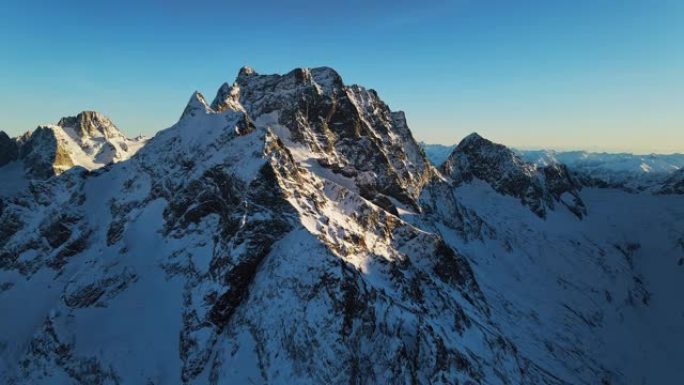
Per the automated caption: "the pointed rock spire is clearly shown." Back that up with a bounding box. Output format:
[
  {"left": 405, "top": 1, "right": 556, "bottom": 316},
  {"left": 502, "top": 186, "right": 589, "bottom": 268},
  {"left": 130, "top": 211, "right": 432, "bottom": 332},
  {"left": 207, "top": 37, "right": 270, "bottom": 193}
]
[{"left": 180, "top": 91, "right": 211, "bottom": 120}]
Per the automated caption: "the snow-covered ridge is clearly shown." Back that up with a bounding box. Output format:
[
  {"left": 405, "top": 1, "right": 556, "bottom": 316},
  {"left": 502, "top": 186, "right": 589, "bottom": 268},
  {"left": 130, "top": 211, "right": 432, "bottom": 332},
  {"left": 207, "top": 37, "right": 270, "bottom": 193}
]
[{"left": 519, "top": 149, "right": 684, "bottom": 174}]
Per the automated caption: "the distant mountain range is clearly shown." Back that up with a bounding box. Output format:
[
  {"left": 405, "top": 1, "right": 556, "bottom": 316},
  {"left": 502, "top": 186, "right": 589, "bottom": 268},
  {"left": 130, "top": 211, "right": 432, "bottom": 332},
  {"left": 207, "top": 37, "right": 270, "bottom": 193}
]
[
  {"left": 1, "top": 67, "right": 683, "bottom": 385},
  {"left": 422, "top": 142, "right": 684, "bottom": 192}
]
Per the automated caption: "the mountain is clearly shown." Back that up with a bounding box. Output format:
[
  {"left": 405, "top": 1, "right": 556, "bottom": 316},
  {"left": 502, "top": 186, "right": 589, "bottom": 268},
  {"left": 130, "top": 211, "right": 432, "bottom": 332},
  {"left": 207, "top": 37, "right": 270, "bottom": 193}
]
[
  {"left": 441, "top": 133, "right": 586, "bottom": 218},
  {"left": 0, "top": 67, "right": 539, "bottom": 385},
  {"left": 0, "top": 111, "right": 146, "bottom": 193},
  {"left": 1, "top": 67, "right": 683, "bottom": 385}
]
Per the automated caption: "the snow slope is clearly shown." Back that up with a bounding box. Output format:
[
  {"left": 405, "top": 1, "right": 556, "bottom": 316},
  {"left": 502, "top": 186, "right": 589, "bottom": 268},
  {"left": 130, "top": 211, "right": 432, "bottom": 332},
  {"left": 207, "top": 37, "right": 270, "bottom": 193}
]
[
  {"left": 425, "top": 182, "right": 684, "bottom": 384},
  {"left": 418, "top": 134, "right": 684, "bottom": 384}
]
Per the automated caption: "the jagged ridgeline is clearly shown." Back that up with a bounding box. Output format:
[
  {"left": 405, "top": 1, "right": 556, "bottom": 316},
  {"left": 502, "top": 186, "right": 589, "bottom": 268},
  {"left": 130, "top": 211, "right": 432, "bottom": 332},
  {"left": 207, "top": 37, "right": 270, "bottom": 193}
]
[{"left": 1, "top": 67, "right": 683, "bottom": 385}]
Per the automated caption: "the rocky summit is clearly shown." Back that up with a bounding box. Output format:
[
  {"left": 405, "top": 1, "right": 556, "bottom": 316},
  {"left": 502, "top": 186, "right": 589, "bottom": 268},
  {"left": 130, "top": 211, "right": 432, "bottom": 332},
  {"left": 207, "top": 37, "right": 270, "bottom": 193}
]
[
  {"left": 0, "top": 111, "right": 146, "bottom": 181},
  {"left": 1, "top": 67, "right": 683, "bottom": 385}
]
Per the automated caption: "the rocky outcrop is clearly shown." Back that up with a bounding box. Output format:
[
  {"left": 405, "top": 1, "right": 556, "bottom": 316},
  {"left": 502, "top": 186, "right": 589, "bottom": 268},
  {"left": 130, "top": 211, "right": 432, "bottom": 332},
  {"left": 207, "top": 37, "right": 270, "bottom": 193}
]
[{"left": 19, "top": 126, "right": 74, "bottom": 178}]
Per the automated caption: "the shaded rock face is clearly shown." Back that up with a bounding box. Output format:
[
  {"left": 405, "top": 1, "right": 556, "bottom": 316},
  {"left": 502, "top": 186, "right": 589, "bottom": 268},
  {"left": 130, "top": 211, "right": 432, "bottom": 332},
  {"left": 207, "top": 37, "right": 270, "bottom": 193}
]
[
  {"left": 442, "top": 133, "right": 586, "bottom": 218},
  {"left": 19, "top": 126, "right": 71, "bottom": 179},
  {"left": 0, "top": 131, "right": 18, "bottom": 166}
]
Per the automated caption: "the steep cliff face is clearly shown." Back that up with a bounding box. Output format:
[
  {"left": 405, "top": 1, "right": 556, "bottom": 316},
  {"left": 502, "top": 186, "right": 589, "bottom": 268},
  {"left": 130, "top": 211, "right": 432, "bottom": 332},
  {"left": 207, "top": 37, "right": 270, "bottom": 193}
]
[
  {"left": 57, "top": 111, "right": 123, "bottom": 139},
  {"left": 442, "top": 133, "right": 586, "bottom": 218}
]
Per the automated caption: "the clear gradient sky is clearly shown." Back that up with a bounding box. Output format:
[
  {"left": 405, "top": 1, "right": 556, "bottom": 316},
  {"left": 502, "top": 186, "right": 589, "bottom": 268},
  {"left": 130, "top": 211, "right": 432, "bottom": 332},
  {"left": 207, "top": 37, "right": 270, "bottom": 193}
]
[{"left": 1, "top": 0, "right": 682, "bottom": 153}]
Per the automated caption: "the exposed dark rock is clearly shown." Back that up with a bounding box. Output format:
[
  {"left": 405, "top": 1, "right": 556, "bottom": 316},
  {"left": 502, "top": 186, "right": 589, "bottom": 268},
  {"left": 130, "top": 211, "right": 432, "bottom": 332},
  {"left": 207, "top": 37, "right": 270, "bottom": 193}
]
[
  {"left": 41, "top": 214, "right": 78, "bottom": 248},
  {"left": 20, "top": 127, "right": 63, "bottom": 178},
  {"left": 63, "top": 268, "right": 138, "bottom": 308},
  {"left": 48, "top": 230, "right": 91, "bottom": 270},
  {"left": 20, "top": 315, "right": 122, "bottom": 384},
  {"left": 0, "top": 131, "right": 18, "bottom": 166},
  {"left": 0, "top": 211, "right": 23, "bottom": 247}
]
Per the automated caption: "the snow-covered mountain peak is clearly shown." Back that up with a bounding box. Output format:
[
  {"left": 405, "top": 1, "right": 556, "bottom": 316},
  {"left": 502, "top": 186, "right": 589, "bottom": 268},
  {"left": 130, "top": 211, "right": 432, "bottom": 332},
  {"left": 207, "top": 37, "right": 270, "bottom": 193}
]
[
  {"left": 458, "top": 132, "right": 487, "bottom": 147},
  {"left": 443, "top": 133, "right": 585, "bottom": 218},
  {"left": 232, "top": 66, "right": 345, "bottom": 100},
  {"left": 445, "top": 132, "right": 535, "bottom": 178},
  {"left": 57, "top": 111, "right": 123, "bottom": 140},
  {"left": 180, "top": 91, "right": 212, "bottom": 120},
  {"left": 207, "top": 66, "right": 433, "bottom": 211},
  {"left": 1, "top": 67, "right": 527, "bottom": 384},
  {"left": 0, "top": 112, "right": 147, "bottom": 184}
]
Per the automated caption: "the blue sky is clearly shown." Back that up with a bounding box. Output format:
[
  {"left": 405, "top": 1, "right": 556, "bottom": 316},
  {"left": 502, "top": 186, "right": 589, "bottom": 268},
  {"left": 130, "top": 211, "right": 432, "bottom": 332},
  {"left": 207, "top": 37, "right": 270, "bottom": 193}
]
[{"left": 1, "top": 0, "right": 682, "bottom": 152}]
